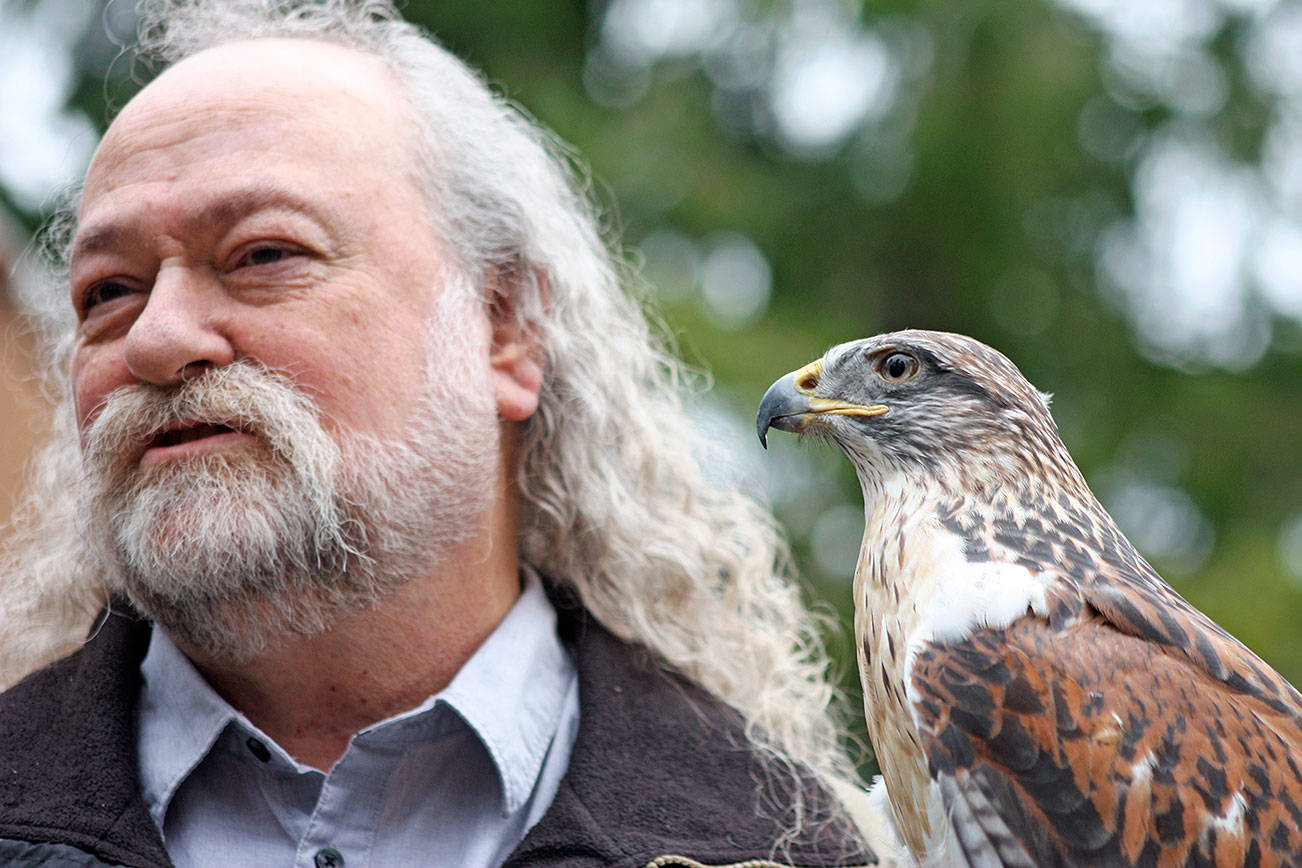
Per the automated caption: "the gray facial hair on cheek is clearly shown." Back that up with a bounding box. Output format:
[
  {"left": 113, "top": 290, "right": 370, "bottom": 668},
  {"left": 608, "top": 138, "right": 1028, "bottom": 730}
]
[
  {"left": 76, "top": 362, "right": 361, "bottom": 656},
  {"left": 74, "top": 292, "right": 504, "bottom": 661}
]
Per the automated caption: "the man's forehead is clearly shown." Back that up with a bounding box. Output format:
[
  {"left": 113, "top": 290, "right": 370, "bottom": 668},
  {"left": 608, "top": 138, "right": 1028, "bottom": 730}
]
[
  {"left": 133, "top": 36, "right": 397, "bottom": 104},
  {"left": 79, "top": 37, "right": 419, "bottom": 222},
  {"left": 89, "top": 38, "right": 410, "bottom": 175}
]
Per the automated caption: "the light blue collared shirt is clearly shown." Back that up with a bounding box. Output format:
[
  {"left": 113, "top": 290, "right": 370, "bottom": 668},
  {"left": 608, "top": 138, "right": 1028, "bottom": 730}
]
[{"left": 136, "top": 571, "right": 580, "bottom": 868}]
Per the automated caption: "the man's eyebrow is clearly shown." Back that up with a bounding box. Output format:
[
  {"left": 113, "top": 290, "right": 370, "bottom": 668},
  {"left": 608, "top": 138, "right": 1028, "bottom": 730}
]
[
  {"left": 71, "top": 184, "right": 331, "bottom": 262},
  {"left": 200, "top": 184, "right": 330, "bottom": 227},
  {"left": 70, "top": 226, "right": 129, "bottom": 261}
]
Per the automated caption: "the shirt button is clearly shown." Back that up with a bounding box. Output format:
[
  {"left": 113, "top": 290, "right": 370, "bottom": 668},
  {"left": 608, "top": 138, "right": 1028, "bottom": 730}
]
[
  {"left": 245, "top": 737, "right": 271, "bottom": 763},
  {"left": 314, "top": 847, "right": 344, "bottom": 868}
]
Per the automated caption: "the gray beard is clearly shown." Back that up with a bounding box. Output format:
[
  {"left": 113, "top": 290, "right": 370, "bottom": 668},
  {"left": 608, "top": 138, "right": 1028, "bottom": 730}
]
[{"left": 77, "top": 353, "right": 498, "bottom": 661}]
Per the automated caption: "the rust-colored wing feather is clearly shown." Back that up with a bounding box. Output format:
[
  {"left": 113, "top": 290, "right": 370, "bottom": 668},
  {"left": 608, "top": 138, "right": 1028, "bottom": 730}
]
[{"left": 911, "top": 606, "right": 1302, "bottom": 867}]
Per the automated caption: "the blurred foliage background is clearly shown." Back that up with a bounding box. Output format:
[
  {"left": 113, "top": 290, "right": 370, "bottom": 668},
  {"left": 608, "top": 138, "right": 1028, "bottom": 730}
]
[{"left": 2, "top": 0, "right": 1301, "bottom": 773}]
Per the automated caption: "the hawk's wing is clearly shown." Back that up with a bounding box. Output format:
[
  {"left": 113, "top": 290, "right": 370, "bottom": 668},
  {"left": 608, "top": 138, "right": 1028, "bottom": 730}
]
[{"left": 909, "top": 603, "right": 1302, "bottom": 866}]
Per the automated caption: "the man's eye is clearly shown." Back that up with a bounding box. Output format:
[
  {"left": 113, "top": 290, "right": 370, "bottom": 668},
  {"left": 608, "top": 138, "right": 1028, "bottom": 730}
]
[
  {"left": 241, "top": 246, "right": 293, "bottom": 267},
  {"left": 82, "top": 281, "right": 134, "bottom": 312}
]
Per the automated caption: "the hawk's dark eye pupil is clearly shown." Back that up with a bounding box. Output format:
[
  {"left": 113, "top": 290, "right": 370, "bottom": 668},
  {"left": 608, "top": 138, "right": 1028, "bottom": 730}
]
[
  {"left": 874, "top": 350, "right": 918, "bottom": 382},
  {"left": 886, "top": 354, "right": 911, "bottom": 379}
]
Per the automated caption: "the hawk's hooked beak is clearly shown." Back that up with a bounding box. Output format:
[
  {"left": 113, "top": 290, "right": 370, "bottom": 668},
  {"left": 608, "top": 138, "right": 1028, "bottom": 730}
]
[{"left": 756, "top": 359, "right": 889, "bottom": 448}]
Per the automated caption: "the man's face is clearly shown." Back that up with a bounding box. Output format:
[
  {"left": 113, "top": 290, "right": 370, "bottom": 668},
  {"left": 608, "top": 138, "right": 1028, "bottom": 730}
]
[
  {"left": 64, "top": 40, "right": 513, "bottom": 657},
  {"left": 70, "top": 39, "right": 459, "bottom": 450}
]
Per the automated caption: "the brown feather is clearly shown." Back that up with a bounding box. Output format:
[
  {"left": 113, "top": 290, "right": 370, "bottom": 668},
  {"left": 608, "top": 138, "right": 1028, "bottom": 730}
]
[{"left": 912, "top": 610, "right": 1302, "bottom": 866}]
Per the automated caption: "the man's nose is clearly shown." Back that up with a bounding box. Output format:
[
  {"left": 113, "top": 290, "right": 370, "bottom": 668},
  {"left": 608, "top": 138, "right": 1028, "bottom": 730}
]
[{"left": 123, "top": 265, "right": 236, "bottom": 386}]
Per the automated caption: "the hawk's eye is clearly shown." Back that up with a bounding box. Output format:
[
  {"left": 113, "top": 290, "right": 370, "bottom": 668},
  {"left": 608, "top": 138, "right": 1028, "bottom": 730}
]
[{"left": 877, "top": 352, "right": 920, "bottom": 383}]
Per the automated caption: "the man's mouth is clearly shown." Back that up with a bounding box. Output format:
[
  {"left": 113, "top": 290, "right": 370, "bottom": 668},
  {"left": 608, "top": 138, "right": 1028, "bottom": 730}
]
[{"left": 142, "top": 422, "right": 249, "bottom": 458}]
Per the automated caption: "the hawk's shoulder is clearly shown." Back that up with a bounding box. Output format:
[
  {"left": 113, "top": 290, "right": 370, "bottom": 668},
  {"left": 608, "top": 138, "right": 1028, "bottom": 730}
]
[{"left": 909, "top": 605, "right": 1302, "bottom": 866}]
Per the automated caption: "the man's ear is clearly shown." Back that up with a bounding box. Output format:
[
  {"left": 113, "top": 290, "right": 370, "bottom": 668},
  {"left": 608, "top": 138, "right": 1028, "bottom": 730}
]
[{"left": 487, "top": 270, "right": 544, "bottom": 422}]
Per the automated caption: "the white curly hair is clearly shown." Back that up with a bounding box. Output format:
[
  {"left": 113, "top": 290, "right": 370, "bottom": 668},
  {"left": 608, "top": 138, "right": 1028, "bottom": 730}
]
[{"left": 1, "top": 0, "right": 862, "bottom": 797}]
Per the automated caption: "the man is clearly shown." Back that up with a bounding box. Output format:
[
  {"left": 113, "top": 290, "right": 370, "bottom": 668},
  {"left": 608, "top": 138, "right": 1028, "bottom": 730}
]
[{"left": 0, "top": 1, "right": 891, "bottom": 866}]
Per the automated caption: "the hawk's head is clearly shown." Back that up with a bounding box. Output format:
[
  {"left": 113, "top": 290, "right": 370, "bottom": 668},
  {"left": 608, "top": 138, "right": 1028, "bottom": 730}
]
[{"left": 758, "top": 330, "right": 1067, "bottom": 486}]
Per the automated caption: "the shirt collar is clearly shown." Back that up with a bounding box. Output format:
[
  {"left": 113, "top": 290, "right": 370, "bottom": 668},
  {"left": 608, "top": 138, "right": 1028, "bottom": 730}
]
[
  {"left": 137, "top": 568, "right": 575, "bottom": 822},
  {"left": 356, "top": 567, "right": 574, "bottom": 813},
  {"left": 136, "top": 622, "right": 236, "bottom": 828}
]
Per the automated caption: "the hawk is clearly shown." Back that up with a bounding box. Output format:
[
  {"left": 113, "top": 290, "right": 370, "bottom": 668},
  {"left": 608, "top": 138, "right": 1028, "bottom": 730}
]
[{"left": 757, "top": 329, "right": 1302, "bottom": 867}]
